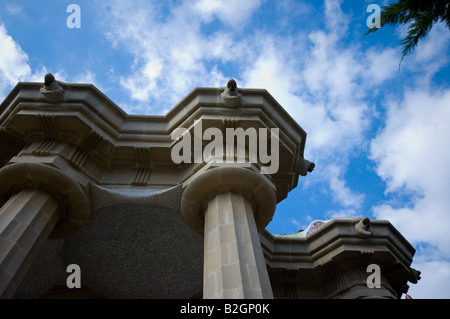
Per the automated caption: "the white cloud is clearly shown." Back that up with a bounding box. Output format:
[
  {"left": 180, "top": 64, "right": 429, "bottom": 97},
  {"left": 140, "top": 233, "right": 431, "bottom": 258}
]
[
  {"left": 74, "top": 70, "right": 97, "bottom": 85},
  {"left": 5, "top": 3, "right": 23, "bottom": 15},
  {"left": 363, "top": 47, "right": 399, "bottom": 85},
  {"left": 371, "top": 88, "right": 450, "bottom": 255},
  {"left": 99, "top": 0, "right": 241, "bottom": 112},
  {"left": 194, "top": 0, "right": 261, "bottom": 27},
  {"left": 412, "top": 22, "right": 450, "bottom": 64},
  {"left": 240, "top": 1, "right": 374, "bottom": 211},
  {"left": 406, "top": 259, "right": 450, "bottom": 299},
  {"left": 371, "top": 89, "right": 450, "bottom": 197},
  {"left": 326, "top": 164, "right": 365, "bottom": 208},
  {"left": 370, "top": 86, "right": 450, "bottom": 298},
  {"left": 324, "top": 0, "right": 348, "bottom": 37},
  {"left": 119, "top": 60, "right": 162, "bottom": 102},
  {"left": 243, "top": 36, "right": 300, "bottom": 99},
  {"left": 289, "top": 217, "right": 301, "bottom": 230},
  {"left": 325, "top": 207, "right": 360, "bottom": 220},
  {"left": 0, "top": 23, "right": 31, "bottom": 95},
  {"left": 402, "top": 22, "right": 450, "bottom": 86},
  {"left": 0, "top": 24, "right": 65, "bottom": 101}
]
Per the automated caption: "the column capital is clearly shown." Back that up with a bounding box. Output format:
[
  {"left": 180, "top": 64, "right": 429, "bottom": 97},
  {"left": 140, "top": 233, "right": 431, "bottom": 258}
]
[
  {"left": 181, "top": 167, "right": 276, "bottom": 236},
  {"left": 0, "top": 162, "right": 91, "bottom": 238}
]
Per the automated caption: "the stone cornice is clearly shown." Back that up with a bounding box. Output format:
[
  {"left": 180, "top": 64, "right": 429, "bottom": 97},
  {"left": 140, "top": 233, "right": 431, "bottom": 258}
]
[
  {"left": 261, "top": 218, "right": 415, "bottom": 267},
  {"left": 0, "top": 82, "right": 306, "bottom": 145}
]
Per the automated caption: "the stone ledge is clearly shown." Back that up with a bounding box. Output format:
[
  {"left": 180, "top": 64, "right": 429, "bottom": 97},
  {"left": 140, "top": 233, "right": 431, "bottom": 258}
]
[{"left": 261, "top": 218, "right": 415, "bottom": 269}]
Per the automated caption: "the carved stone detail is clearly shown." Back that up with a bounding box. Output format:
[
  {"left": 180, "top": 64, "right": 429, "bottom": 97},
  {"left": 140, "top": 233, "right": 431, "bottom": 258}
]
[
  {"left": 83, "top": 129, "right": 103, "bottom": 150},
  {"left": 32, "top": 139, "right": 58, "bottom": 156},
  {"left": 221, "top": 79, "right": 241, "bottom": 107},
  {"left": 408, "top": 267, "right": 421, "bottom": 284},
  {"left": 355, "top": 217, "right": 373, "bottom": 237},
  {"left": 132, "top": 167, "right": 151, "bottom": 186},
  {"left": 222, "top": 118, "right": 240, "bottom": 129},
  {"left": 294, "top": 157, "right": 315, "bottom": 176},
  {"left": 70, "top": 147, "right": 89, "bottom": 169},
  {"left": 39, "top": 73, "right": 65, "bottom": 102},
  {"left": 135, "top": 147, "right": 151, "bottom": 165},
  {"left": 37, "top": 114, "right": 60, "bottom": 136}
]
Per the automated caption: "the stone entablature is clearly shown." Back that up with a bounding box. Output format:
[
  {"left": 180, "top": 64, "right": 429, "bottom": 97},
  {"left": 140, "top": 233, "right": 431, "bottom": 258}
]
[{"left": 0, "top": 77, "right": 311, "bottom": 203}]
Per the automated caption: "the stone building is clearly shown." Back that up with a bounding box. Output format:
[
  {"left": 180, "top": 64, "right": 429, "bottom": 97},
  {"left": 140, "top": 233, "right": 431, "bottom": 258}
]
[{"left": 0, "top": 75, "right": 420, "bottom": 299}]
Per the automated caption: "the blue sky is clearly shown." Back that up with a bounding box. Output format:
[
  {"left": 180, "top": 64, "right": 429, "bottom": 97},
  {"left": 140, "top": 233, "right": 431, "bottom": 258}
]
[{"left": 1, "top": 0, "right": 450, "bottom": 298}]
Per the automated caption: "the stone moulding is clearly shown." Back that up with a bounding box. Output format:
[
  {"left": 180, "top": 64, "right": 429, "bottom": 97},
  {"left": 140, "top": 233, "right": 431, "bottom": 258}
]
[
  {"left": 181, "top": 166, "right": 277, "bottom": 235},
  {"left": 0, "top": 162, "right": 91, "bottom": 238}
]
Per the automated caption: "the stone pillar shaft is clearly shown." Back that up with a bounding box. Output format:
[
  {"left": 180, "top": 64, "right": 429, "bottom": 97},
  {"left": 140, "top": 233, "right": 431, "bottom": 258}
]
[
  {"left": 203, "top": 192, "right": 273, "bottom": 299},
  {"left": 0, "top": 189, "right": 60, "bottom": 298},
  {"left": 182, "top": 167, "right": 277, "bottom": 299}
]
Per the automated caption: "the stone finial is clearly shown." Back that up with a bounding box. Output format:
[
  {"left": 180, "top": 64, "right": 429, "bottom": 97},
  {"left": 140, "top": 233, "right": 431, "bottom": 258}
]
[
  {"left": 221, "top": 78, "right": 241, "bottom": 106},
  {"left": 294, "top": 157, "right": 315, "bottom": 176},
  {"left": 40, "top": 73, "right": 64, "bottom": 102},
  {"left": 355, "top": 216, "right": 372, "bottom": 237}
]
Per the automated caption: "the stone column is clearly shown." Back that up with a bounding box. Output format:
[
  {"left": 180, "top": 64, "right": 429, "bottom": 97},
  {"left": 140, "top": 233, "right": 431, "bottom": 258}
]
[
  {"left": 0, "top": 162, "right": 91, "bottom": 298},
  {"left": 181, "top": 167, "right": 276, "bottom": 299},
  {"left": 0, "top": 189, "right": 61, "bottom": 298}
]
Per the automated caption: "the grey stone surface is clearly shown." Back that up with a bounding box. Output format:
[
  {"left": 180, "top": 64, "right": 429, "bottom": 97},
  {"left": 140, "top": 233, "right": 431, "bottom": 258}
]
[
  {"left": 15, "top": 187, "right": 204, "bottom": 298},
  {"left": 90, "top": 184, "right": 182, "bottom": 212},
  {"left": 62, "top": 203, "right": 203, "bottom": 298},
  {"left": 13, "top": 239, "right": 65, "bottom": 299}
]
